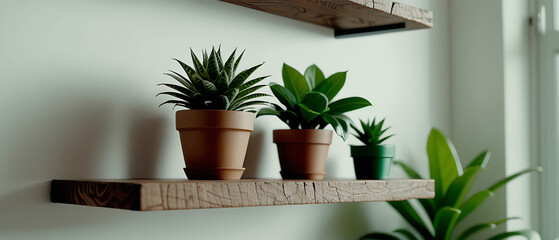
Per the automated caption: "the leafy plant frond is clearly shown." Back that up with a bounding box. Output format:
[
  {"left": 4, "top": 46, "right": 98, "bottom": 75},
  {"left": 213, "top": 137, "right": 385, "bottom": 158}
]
[
  {"left": 456, "top": 217, "right": 520, "bottom": 240},
  {"left": 258, "top": 64, "right": 372, "bottom": 139},
  {"left": 487, "top": 230, "right": 541, "bottom": 240},
  {"left": 360, "top": 128, "right": 542, "bottom": 240},
  {"left": 360, "top": 232, "right": 401, "bottom": 240}
]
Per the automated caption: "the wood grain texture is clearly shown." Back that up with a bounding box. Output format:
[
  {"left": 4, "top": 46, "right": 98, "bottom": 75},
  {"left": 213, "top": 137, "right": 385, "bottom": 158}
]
[
  {"left": 51, "top": 179, "right": 435, "bottom": 211},
  {"left": 220, "top": 0, "right": 432, "bottom": 32}
]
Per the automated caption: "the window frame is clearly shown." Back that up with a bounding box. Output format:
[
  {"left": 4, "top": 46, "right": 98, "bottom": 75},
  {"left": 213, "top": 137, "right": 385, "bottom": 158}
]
[{"left": 536, "top": 0, "right": 559, "bottom": 239}]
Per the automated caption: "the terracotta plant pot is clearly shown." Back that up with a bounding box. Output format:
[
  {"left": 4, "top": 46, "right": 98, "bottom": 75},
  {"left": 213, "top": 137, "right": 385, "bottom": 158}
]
[
  {"left": 350, "top": 145, "right": 395, "bottom": 180},
  {"left": 176, "top": 110, "right": 254, "bottom": 180},
  {"left": 273, "top": 129, "right": 333, "bottom": 180}
]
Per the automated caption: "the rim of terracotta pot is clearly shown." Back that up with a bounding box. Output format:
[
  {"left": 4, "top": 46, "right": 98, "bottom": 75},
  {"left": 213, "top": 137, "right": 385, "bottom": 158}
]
[
  {"left": 350, "top": 144, "right": 395, "bottom": 158},
  {"left": 273, "top": 129, "right": 333, "bottom": 144},
  {"left": 176, "top": 109, "right": 255, "bottom": 131}
]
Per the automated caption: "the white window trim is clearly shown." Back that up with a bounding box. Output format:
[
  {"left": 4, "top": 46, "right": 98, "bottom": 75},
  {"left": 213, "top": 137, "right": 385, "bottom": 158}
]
[{"left": 536, "top": 0, "right": 559, "bottom": 239}]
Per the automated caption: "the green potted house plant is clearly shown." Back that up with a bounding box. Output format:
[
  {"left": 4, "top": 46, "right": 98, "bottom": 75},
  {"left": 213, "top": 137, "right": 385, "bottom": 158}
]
[
  {"left": 360, "top": 129, "right": 542, "bottom": 240},
  {"left": 257, "top": 64, "right": 372, "bottom": 180},
  {"left": 158, "top": 47, "right": 270, "bottom": 180},
  {"left": 350, "top": 118, "right": 395, "bottom": 180}
]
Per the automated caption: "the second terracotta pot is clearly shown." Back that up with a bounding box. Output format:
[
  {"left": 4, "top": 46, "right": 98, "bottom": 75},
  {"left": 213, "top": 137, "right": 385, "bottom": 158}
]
[
  {"left": 176, "top": 110, "right": 254, "bottom": 180},
  {"left": 273, "top": 129, "right": 333, "bottom": 180}
]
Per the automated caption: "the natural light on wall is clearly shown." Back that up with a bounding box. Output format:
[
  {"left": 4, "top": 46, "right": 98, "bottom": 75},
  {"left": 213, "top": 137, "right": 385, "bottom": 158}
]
[
  {"left": 556, "top": 52, "right": 559, "bottom": 240},
  {"left": 555, "top": 0, "right": 559, "bottom": 30}
]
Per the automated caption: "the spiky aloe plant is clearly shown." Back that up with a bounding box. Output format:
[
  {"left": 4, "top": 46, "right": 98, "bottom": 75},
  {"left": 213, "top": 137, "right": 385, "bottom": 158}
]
[
  {"left": 352, "top": 118, "right": 394, "bottom": 146},
  {"left": 158, "top": 47, "right": 270, "bottom": 112}
]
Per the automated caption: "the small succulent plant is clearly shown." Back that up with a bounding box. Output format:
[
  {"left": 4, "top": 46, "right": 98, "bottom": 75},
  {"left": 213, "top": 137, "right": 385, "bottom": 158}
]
[
  {"left": 158, "top": 47, "right": 270, "bottom": 112},
  {"left": 351, "top": 118, "right": 394, "bottom": 146},
  {"left": 257, "top": 63, "right": 372, "bottom": 140}
]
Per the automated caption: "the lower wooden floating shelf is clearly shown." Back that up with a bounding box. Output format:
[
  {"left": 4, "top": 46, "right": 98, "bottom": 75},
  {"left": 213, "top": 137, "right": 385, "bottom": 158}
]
[{"left": 51, "top": 179, "right": 434, "bottom": 211}]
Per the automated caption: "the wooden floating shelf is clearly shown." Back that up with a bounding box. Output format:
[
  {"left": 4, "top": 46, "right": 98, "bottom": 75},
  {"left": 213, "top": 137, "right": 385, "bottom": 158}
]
[
  {"left": 51, "top": 179, "right": 434, "bottom": 211},
  {"left": 220, "top": 0, "right": 433, "bottom": 37}
]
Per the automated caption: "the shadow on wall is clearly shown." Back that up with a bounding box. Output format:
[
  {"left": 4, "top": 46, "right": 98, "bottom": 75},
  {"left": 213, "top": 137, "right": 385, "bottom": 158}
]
[
  {"left": 0, "top": 182, "right": 128, "bottom": 232},
  {"left": 242, "top": 127, "right": 265, "bottom": 179},
  {"left": 0, "top": 76, "right": 168, "bottom": 232},
  {"left": 4, "top": 97, "right": 168, "bottom": 182},
  {"left": 4, "top": 100, "right": 112, "bottom": 182},
  {"left": 0, "top": 96, "right": 117, "bottom": 232},
  {"left": 315, "top": 203, "right": 370, "bottom": 240},
  {"left": 127, "top": 107, "right": 166, "bottom": 179}
]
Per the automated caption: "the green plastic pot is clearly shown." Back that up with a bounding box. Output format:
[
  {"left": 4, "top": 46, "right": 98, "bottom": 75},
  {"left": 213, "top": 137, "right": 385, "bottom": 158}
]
[{"left": 350, "top": 145, "right": 395, "bottom": 180}]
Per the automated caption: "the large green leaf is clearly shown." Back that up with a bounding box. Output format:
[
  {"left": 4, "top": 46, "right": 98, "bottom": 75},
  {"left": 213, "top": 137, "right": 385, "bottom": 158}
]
[
  {"left": 457, "top": 190, "right": 493, "bottom": 224},
  {"left": 301, "top": 91, "right": 329, "bottom": 113},
  {"left": 433, "top": 207, "right": 461, "bottom": 240},
  {"left": 487, "top": 230, "right": 541, "bottom": 240},
  {"left": 394, "top": 229, "right": 419, "bottom": 240},
  {"left": 321, "top": 114, "right": 343, "bottom": 138},
  {"left": 466, "top": 151, "right": 490, "bottom": 169},
  {"left": 427, "top": 129, "right": 463, "bottom": 209},
  {"left": 333, "top": 114, "right": 351, "bottom": 140},
  {"left": 304, "top": 64, "right": 326, "bottom": 89},
  {"left": 360, "top": 233, "right": 401, "bottom": 240},
  {"left": 444, "top": 166, "right": 483, "bottom": 208},
  {"left": 327, "top": 97, "right": 372, "bottom": 115},
  {"left": 394, "top": 161, "right": 424, "bottom": 179},
  {"left": 282, "top": 63, "right": 310, "bottom": 101},
  {"left": 388, "top": 201, "right": 433, "bottom": 240},
  {"left": 298, "top": 103, "right": 321, "bottom": 123},
  {"left": 256, "top": 108, "right": 282, "bottom": 117},
  {"left": 270, "top": 82, "right": 297, "bottom": 109},
  {"left": 314, "top": 71, "right": 346, "bottom": 100},
  {"left": 488, "top": 167, "right": 543, "bottom": 192},
  {"left": 394, "top": 161, "right": 436, "bottom": 221},
  {"left": 456, "top": 217, "right": 520, "bottom": 240},
  {"left": 455, "top": 167, "right": 543, "bottom": 223}
]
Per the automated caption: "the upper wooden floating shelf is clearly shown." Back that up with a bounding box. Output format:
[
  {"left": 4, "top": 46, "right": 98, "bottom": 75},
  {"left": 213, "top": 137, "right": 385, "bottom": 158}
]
[
  {"left": 51, "top": 179, "right": 434, "bottom": 211},
  {"left": 220, "top": 0, "right": 433, "bottom": 37}
]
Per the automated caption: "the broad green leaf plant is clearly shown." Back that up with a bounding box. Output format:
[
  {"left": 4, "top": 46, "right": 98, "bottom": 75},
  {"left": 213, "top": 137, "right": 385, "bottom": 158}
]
[
  {"left": 158, "top": 47, "right": 270, "bottom": 111},
  {"left": 257, "top": 64, "right": 372, "bottom": 140},
  {"left": 360, "top": 129, "right": 542, "bottom": 240},
  {"left": 352, "top": 118, "right": 394, "bottom": 146}
]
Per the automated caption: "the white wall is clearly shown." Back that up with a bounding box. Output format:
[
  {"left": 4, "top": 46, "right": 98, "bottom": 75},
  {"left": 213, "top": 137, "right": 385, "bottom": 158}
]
[
  {"left": 450, "top": 0, "right": 537, "bottom": 238},
  {"left": 449, "top": 0, "right": 507, "bottom": 236},
  {"left": 0, "top": 0, "right": 450, "bottom": 239}
]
